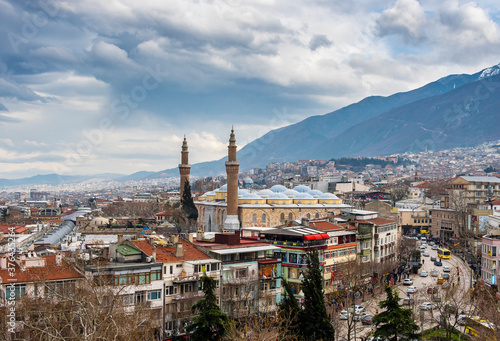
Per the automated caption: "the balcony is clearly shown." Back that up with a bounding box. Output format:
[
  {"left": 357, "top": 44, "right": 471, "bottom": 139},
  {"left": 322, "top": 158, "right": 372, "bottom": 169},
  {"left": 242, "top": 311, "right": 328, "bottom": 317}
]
[
  {"left": 172, "top": 291, "right": 204, "bottom": 301},
  {"left": 357, "top": 233, "right": 372, "bottom": 241},
  {"left": 172, "top": 273, "right": 200, "bottom": 283},
  {"left": 259, "top": 288, "right": 281, "bottom": 297}
]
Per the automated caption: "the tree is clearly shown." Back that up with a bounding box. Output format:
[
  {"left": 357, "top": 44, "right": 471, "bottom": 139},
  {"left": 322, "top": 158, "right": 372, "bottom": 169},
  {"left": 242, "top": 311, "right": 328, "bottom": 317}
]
[
  {"left": 278, "top": 279, "right": 301, "bottom": 340},
  {"left": 189, "top": 274, "right": 230, "bottom": 341},
  {"left": 389, "top": 184, "right": 410, "bottom": 206},
  {"left": 299, "top": 250, "right": 335, "bottom": 341},
  {"left": 181, "top": 180, "right": 198, "bottom": 222},
  {"left": 373, "top": 285, "right": 419, "bottom": 341}
]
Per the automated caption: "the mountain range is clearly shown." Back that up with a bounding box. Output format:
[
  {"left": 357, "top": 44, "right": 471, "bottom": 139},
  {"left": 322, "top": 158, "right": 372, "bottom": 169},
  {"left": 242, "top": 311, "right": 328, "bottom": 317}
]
[{"left": 2, "top": 63, "right": 500, "bottom": 186}]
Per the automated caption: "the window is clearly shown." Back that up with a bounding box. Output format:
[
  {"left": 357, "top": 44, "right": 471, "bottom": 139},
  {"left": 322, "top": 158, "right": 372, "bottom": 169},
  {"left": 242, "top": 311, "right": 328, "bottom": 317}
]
[
  {"left": 136, "top": 272, "right": 151, "bottom": 285},
  {"left": 350, "top": 247, "right": 356, "bottom": 254},
  {"left": 135, "top": 291, "right": 147, "bottom": 304},
  {"left": 338, "top": 250, "right": 344, "bottom": 256},
  {"left": 307, "top": 213, "right": 311, "bottom": 219},
  {"left": 148, "top": 290, "right": 161, "bottom": 300},
  {"left": 280, "top": 213, "right": 285, "bottom": 221},
  {"left": 150, "top": 270, "right": 161, "bottom": 281},
  {"left": 325, "top": 265, "right": 331, "bottom": 272},
  {"left": 325, "top": 252, "right": 330, "bottom": 259},
  {"left": 288, "top": 213, "right": 293, "bottom": 220},
  {"left": 6, "top": 284, "right": 25, "bottom": 298},
  {"left": 315, "top": 213, "right": 320, "bottom": 219},
  {"left": 252, "top": 214, "right": 257, "bottom": 224},
  {"left": 262, "top": 213, "right": 266, "bottom": 224},
  {"left": 165, "top": 286, "right": 175, "bottom": 296},
  {"left": 332, "top": 251, "right": 337, "bottom": 257}
]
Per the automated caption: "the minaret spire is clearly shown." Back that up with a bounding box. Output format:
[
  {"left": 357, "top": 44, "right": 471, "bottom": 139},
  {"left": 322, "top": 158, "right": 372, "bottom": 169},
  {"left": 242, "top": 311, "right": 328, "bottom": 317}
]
[
  {"left": 224, "top": 127, "right": 240, "bottom": 232},
  {"left": 179, "top": 136, "right": 191, "bottom": 198}
]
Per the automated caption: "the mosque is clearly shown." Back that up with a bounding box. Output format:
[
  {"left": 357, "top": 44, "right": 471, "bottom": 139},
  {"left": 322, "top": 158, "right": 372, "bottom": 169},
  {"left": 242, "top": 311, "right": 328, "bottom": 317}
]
[{"left": 179, "top": 129, "right": 350, "bottom": 232}]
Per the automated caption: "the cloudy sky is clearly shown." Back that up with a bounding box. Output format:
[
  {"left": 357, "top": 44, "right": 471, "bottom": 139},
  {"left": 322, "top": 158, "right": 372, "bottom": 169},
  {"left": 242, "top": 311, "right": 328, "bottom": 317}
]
[{"left": 1, "top": 0, "right": 500, "bottom": 179}]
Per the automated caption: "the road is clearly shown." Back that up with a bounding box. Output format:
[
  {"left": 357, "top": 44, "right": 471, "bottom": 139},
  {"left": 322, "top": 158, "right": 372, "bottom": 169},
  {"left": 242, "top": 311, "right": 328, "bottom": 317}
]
[{"left": 335, "top": 242, "right": 472, "bottom": 340}]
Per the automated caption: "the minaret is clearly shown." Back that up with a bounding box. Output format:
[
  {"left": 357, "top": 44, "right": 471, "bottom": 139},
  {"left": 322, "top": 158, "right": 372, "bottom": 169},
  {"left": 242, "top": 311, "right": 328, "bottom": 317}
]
[
  {"left": 178, "top": 136, "right": 191, "bottom": 198},
  {"left": 224, "top": 128, "right": 240, "bottom": 232}
]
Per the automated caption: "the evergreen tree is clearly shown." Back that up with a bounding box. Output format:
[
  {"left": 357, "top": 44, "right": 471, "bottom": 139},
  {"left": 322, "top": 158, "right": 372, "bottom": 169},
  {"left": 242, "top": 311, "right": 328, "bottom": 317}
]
[
  {"left": 181, "top": 180, "right": 198, "bottom": 221},
  {"left": 372, "top": 285, "right": 419, "bottom": 341},
  {"left": 299, "top": 250, "right": 335, "bottom": 341},
  {"left": 278, "top": 278, "right": 301, "bottom": 339},
  {"left": 189, "top": 274, "right": 230, "bottom": 341}
]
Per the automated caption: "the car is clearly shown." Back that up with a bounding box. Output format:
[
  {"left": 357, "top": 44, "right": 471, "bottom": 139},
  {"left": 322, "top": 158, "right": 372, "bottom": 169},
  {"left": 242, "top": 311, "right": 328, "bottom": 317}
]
[
  {"left": 423, "top": 251, "right": 430, "bottom": 257},
  {"left": 427, "top": 287, "right": 437, "bottom": 294},
  {"left": 339, "top": 310, "right": 349, "bottom": 320},
  {"left": 420, "top": 302, "right": 437, "bottom": 310},
  {"left": 367, "top": 337, "right": 389, "bottom": 341},
  {"left": 349, "top": 305, "right": 365, "bottom": 314},
  {"left": 431, "top": 269, "right": 438, "bottom": 277},
  {"left": 354, "top": 312, "right": 369, "bottom": 321},
  {"left": 361, "top": 314, "right": 373, "bottom": 325},
  {"left": 432, "top": 245, "right": 438, "bottom": 250},
  {"left": 443, "top": 266, "right": 451, "bottom": 272},
  {"left": 420, "top": 244, "right": 427, "bottom": 249},
  {"left": 444, "top": 304, "right": 457, "bottom": 314},
  {"left": 434, "top": 261, "right": 443, "bottom": 266},
  {"left": 437, "top": 277, "right": 446, "bottom": 284},
  {"left": 429, "top": 241, "right": 435, "bottom": 246},
  {"left": 420, "top": 270, "right": 428, "bottom": 277},
  {"left": 442, "top": 273, "right": 450, "bottom": 280},
  {"left": 432, "top": 294, "right": 442, "bottom": 302},
  {"left": 403, "top": 278, "right": 413, "bottom": 285},
  {"left": 407, "top": 286, "right": 417, "bottom": 294},
  {"left": 403, "top": 298, "right": 415, "bottom": 305},
  {"left": 430, "top": 256, "right": 437, "bottom": 261}
]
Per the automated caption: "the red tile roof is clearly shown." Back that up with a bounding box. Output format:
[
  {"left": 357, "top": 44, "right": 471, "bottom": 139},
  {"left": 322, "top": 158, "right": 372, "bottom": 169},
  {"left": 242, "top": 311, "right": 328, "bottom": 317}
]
[
  {"left": 131, "top": 239, "right": 211, "bottom": 263},
  {"left": 0, "top": 225, "right": 28, "bottom": 234},
  {"left": 0, "top": 254, "right": 83, "bottom": 284},
  {"left": 366, "top": 218, "right": 396, "bottom": 225},
  {"left": 308, "top": 221, "right": 345, "bottom": 231}
]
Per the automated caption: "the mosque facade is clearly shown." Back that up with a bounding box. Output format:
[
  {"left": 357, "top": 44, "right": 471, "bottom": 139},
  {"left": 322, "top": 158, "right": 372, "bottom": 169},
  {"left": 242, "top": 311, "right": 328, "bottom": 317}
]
[{"left": 180, "top": 129, "right": 350, "bottom": 233}]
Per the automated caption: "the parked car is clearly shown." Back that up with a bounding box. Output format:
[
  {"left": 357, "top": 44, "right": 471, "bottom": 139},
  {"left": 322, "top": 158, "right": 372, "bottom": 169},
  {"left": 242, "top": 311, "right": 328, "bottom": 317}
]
[
  {"left": 443, "top": 266, "right": 451, "bottom": 272},
  {"left": 430, "top": 256, "right": 437, "bottom": 261},
  {"left": 442, "top": 273, "right": 450, "bottom": 280},
  {"left": 423, "top": 251, "right": 430, "bottom": 257},
  {"left": 444, "top": 304, "right": 457, "bottom": 314},
  {"left": 407, "top": 286, "right": 417, "bottom": 294},
  {"left": 420, "top": 302, "right": 437, "bottom": 310},
  {"left": 437, "top": 277, "right": 446, "bottom": 284},
  {"left": 349, "top": 305, "right": 365, "bottom": 314},
  {"left": 361, "top": 314, "right": 374, "bottom": 325},
  {"left": 431, "top": 269, "right": 438, "bottom": 277},
  {"left": 420, "top": 270, "right": 428, "bottom": 277},
  {"left": 434, "top": 260, "right": 443, "bottom": 266},
  {"left": 339, "top": 310, "right": 349, "bottom": 320},
  {"left": 403, "top": 278, "right": 413, "bottom": 285},
  {"left": 427, "top": 287, "right": 437, "bottom": 294},
  {"left": 432, "top": 245, "right": 438, "bottom": 250},
  {"left": 432, "top": 294, "right": 442, "bottom": 302},
  {"left": 403, "top": 298, "right": 415, "bottom": 305}
]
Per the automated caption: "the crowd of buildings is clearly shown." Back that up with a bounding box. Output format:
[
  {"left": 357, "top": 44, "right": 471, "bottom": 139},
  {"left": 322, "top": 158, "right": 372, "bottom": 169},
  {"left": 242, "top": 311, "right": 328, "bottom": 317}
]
[{"left": 0, "top": 132, "right": 500, "bottom": 339}]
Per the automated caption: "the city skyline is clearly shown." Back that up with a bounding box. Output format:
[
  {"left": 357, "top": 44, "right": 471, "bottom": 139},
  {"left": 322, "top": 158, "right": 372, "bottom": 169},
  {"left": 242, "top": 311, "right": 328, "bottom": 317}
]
[{"left": 1, "top": 0, "right": 500, "bottom": 179}]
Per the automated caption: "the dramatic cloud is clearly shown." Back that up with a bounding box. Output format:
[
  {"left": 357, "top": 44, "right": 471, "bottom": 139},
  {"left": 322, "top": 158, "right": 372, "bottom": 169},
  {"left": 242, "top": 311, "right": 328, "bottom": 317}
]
[{"left": 0, "top": 0, "right": 499, "bottom": 178}]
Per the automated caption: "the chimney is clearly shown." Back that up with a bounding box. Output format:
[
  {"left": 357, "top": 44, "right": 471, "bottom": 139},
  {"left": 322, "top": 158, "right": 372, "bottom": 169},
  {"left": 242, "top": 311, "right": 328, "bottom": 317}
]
[
  {"left": 175, "top": 242, "right": 184, "bottom": 257},
  {"left": 55, "top": 253, "right": 62, "bottom": 266},
  {"left": 188, "top": 234, "right": 193, "bottom": 243},
  {"left": 301, "top": 218, "right": 310, "bottom": 226},
  {"left": 196, "top": 228, "right": 205, "bottom": 241},
  {"left": 152, "top": 247, "right": 157, "bottom": 261},
  {"left": 170, "top": 234, "right": 179, "bottom": 244},
  {"left": 327, "top": 212, "right": 334, "bottom": 222}
]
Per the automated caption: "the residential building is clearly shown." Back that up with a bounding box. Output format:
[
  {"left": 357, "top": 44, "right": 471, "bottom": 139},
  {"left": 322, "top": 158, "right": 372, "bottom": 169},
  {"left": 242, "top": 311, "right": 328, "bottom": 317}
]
[
  {"left": 481, "top": 230, "right": 500, "bottom": 286},
  {"left": 444, "top": 176, "right": 500, "bottom": 208}
]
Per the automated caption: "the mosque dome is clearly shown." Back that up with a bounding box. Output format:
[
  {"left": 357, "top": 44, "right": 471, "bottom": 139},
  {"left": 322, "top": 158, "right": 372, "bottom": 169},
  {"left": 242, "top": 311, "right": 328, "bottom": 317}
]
[
  {"left": 308, "top": 190, "right": 323, "bottom": 197},
  {"left": 283, "top": 189, "right": 300, "bottom": 197},
  {"left": 216, "top": 184, "right": 228, "bottom": 192},
  {"left": 270, "top": 185, "right": 288, "bottom": 193},
  {"left": 204, "top": 191, "right": 216, "bottom": 196},
  {"left": 294, "top": 192, "right": 314, "bottom": 199},
  {"left": 318, "top": 193, "right": 339, "bottom": 199},
  {"left": 243, "top": 177, "right": 254, "bottom": 185},
  {"left": 293, "top": 185, "right": 311, "bottom": 193},
  {"left": 240, "top": 193, "right": 262, "bottom": 200},
  {"left": 257, "top": 189, "right": 274, "bottom": 197},
  {"left": 268, "top": 192, "right": 289, "bottom": 199}
]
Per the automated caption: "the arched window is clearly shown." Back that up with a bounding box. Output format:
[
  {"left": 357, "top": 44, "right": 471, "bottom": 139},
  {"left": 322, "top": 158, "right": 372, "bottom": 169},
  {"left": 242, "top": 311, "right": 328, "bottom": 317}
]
[
  {"left": 280, "top": 213, "right": 285, "bottom": 221},
  {"left": 315, "top": 213, "right": 320, "bottom": 219},
  {"left": 262, "top": 213, "right": 267, "bottom": 224},
  {"left": 307, "top": 213, "right": 311, "bottom": 219},
  {"left": 288, "top": 213, "right": 293, "bottom": 220},
  {"left": 252, "top": 214, "right": 257, "bottom": 224}
]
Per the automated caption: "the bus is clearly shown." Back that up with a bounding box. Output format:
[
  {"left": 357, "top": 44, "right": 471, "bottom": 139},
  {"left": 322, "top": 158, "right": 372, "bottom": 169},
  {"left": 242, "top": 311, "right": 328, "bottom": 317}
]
[
  {"left": 437, "top": 248, "right": 451, "bottom": 259},
  {"left": 465, "top": 318, "right": 497, "bottom": 341}
]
